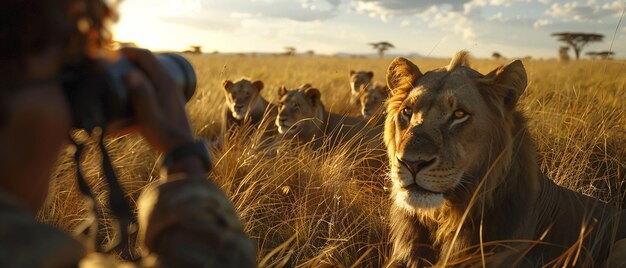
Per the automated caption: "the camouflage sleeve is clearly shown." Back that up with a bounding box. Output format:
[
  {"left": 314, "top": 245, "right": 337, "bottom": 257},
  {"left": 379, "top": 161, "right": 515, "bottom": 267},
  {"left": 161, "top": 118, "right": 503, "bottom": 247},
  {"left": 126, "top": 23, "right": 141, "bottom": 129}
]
[
  {"left": 0, "top": 189, "right": 87, "bottom": 268},
  {"left": 136, "top": 175, "right": 256, "bottom": 268}
]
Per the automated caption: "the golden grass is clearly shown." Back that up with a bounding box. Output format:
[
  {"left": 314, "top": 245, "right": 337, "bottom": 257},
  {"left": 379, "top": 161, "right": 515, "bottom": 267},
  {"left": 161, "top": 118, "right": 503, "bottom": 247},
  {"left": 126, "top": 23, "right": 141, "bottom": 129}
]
[{"left": 39, "top": 55, "right": 625, "bottom": 266}]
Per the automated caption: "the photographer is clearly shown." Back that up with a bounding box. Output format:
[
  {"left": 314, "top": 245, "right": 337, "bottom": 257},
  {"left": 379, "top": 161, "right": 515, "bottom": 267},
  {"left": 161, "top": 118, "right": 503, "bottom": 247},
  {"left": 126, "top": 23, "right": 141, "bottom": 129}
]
[{"left": 0, "top": 0, "right": 255, "bottom": 267}]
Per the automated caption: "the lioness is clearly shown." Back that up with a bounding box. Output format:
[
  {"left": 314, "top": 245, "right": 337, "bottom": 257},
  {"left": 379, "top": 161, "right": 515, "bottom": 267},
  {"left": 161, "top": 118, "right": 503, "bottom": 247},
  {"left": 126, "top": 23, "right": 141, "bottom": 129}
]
[
  {"left": 275, "top": 84, "right": 381, "bottom": 153},
  {"left": 350, "top": 70, "right": 374, "bottom": 106},
  {"left": 384, "top": 51, "right": 625, "bottom": 267},
  {"left": 221, "top": 78, "right": 277, "bottom": 139},
  {"left": 359, "top": 82, "right": 388, "bottom": 125}
]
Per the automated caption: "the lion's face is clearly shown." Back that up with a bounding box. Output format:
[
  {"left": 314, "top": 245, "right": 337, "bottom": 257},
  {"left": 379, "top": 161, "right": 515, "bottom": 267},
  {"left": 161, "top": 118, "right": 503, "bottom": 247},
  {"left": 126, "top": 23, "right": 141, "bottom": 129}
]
[
  {"left": 359, "top": 84, "right": 388, "bottom": 119},
  {"left": 350, "top": 70, "right": 374, "bottom": 104},
  {"left": 389, "top": 72, "right": 488, "bottom": 210},
  {"left": 385, "top": 53, "right": 527, "bottom": 211},
  {"left": 222, "top": 79, "right": 264, "bottom": 120},
  {"left": 276, "top": 85, "right": 323, "bottom": 136}
]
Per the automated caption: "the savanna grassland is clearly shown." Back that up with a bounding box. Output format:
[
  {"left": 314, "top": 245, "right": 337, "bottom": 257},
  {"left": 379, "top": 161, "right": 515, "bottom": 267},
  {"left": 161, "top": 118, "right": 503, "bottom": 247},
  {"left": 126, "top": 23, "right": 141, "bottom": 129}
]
[{"left": 39, "top": 54, "right": 626, "bottom": 267}]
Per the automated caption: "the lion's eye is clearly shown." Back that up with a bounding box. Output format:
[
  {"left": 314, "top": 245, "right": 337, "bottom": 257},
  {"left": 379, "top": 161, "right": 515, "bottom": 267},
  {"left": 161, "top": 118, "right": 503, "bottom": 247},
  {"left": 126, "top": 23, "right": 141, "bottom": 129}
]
[
  {"left": 450, "top": 109, "right": 470, "bottom": 127},
  {"left": 453, "top": 109, "right": 467, "bottom": 119},
  {"left": 402, "top": 107, "right": 413, "bottom": 117}
]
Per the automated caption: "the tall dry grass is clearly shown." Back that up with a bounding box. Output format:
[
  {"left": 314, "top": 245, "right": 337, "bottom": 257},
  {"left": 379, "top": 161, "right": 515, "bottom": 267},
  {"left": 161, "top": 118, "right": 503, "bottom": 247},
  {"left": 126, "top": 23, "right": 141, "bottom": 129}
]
[{"left": 39, "top": 54, "right": 625, "bottom": 266}]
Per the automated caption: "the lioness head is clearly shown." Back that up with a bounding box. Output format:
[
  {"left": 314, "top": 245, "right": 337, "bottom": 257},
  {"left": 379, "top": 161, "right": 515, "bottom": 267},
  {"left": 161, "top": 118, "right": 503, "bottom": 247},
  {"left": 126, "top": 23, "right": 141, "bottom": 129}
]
[
  {"left": 359, "top": 83, "right": 388, "bottom": 120},
  {"left": 222, "top": 78, "right": 264, "bottom": 120},
  {"left": 350, "top": 70, "right": 374, "bottom": 105},
  {"left": 384, "top": 51, "right": 527, "bottom": 211},
  {"left": 275, "top": 84, "right": 323, "bottom": 137}
]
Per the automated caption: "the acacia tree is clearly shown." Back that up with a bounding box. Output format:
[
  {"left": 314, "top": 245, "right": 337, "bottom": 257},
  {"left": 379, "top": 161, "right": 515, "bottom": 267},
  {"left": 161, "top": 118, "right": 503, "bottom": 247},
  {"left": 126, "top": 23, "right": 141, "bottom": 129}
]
[
  {"left": 492, "top": 52, "right": 503, "bottom": 60},
  {"left": 551, "top": 32, "right": 603, "bottom": 60},
  {"left": 190, "top": 45, "right": 202, "bottom": 54},
  {"left": 284, "top": 46, "right": 296, "bottom": 56},
  {"left": 369, "top": 41, "right": 394, "bottom": 58},
  {"left": 586, "top": 51, "right": 615, "bottom": 60}
]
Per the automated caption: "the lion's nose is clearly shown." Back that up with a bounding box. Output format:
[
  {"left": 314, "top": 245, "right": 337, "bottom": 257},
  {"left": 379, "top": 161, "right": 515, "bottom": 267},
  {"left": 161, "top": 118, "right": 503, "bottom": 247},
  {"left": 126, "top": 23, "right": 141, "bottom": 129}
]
[{"left": 397, "top": 157, "right": 437, "bottom": 176}]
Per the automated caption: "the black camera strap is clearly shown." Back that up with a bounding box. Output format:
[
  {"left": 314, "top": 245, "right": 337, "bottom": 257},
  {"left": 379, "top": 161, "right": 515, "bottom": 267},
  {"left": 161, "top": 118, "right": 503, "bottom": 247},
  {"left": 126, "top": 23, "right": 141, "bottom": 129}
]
[
  {"left": 69, "top": 129, "right": 135, "bottom": 258},
  {"left": 68, "top": 136, "right": 101, "bottom": 252},
  {"left": 97, "top": 129, "right": 134, "bottom": 254}
]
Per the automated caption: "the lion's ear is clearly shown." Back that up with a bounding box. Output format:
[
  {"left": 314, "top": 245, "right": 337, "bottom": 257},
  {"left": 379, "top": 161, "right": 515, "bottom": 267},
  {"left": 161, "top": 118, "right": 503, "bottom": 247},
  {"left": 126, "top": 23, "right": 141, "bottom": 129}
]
[
  {"left": 278, "top": 85, "right": 287, "bottom": 97},
  {"left": 483, "top": 60, "right": 527, "bottom": 110},
  {"left": 222, "top": 80, "right": 234, "bottom": 91},
  {"left": 387, "top": 57, "right": 422, "bottom": 95},
  {"left": 350, "top": 70, "right": 355, "bottom": 76},
  {"left": 300, "top": 83, "right": 312, "bottom": 90},
  {"left": 366, "top": 71, "right": 374, "bottom": 79},
  {"left": 304, "top": 88, "right": 321, "bottom": 106},
  {"left": 252, "top": 80, "right": 264, "bottom": 92}
]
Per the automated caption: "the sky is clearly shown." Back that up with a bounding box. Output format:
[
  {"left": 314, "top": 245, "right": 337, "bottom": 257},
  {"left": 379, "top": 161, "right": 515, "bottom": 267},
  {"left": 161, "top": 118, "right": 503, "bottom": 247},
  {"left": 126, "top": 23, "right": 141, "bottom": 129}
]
[{"left": 113, "top": 0, "right": 626, "bottom": 59}]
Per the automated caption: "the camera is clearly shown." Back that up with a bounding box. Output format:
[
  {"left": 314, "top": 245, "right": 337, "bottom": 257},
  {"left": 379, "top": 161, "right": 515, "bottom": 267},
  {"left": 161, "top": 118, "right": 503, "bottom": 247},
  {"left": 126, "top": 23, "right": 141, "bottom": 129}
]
[{"left": 63, "top": 52, "right": 197, "bottom": 131}]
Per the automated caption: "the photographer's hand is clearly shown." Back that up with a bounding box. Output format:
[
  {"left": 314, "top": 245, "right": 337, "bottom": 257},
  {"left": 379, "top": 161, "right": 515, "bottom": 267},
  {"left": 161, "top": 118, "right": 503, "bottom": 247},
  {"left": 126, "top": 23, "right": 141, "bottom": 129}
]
[
  {"left": 118, "top": 48, "right": 256, "bottom": 267},
  {"left": 121, "top": 48, "right": 258, "bottom": 267},
  {"left": 119, "top": 48, "right": 204, "bottom": 176}
]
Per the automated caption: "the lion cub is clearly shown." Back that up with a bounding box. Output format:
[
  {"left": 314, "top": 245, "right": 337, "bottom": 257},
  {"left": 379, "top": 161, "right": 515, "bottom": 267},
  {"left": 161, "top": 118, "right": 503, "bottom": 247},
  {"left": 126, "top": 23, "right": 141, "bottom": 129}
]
[
  {"left": 358, "top": 82, "right": 388, "bottom": 126},
  {"left": 275, "top": 84, "right": 382, "bottom": 152},
  {"left": 349, "top": 70, "right": 374, "bottom": 106},
  {"left": 221, "top": 78, "right": 277, "bottom": 141}
]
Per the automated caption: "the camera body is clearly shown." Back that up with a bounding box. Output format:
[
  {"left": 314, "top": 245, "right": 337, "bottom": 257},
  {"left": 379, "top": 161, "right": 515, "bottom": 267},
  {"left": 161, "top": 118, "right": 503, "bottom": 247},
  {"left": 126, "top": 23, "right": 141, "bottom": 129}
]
[{"left": 63, "top": 53, "right": 196, "bottom": 131}]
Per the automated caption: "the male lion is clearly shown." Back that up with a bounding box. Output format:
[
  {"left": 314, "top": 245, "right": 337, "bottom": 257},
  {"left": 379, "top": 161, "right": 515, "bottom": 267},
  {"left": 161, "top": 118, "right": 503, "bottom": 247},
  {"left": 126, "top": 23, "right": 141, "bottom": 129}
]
[
  {"left": 350, "top": 70, "right": 374, "bottom": 106},
  {"left": 359, "top": 82, "right": 388, "bottom": 125},
  {"left": 384, "top": 51, "right": 625, "bottom": 267},
  {"left": 222, "top": 78, "right": 277, "bottom": 139}
]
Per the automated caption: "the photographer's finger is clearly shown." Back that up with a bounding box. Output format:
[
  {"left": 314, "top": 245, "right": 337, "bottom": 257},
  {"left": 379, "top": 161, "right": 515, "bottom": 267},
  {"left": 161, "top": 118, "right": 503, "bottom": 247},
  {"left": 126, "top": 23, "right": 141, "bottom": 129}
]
[
  {"left": 122, "top": 48, "right": 190, "bottom": 125},
  {"left": 121, "top": 48, "right": 177, "bottom": 97},
  {"left": 126, "top": 72, "right": 162, "bottom": 128},
  {"left": 126, "top": 71, "right": 192, "bottom": 153}
]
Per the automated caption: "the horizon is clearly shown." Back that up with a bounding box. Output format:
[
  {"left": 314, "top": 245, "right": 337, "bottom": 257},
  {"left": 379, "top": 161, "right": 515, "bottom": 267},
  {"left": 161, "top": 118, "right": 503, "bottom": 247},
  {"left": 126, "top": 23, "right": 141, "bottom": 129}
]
[{"left": 112, "top": 0, "right": 626, "bottom": 60}]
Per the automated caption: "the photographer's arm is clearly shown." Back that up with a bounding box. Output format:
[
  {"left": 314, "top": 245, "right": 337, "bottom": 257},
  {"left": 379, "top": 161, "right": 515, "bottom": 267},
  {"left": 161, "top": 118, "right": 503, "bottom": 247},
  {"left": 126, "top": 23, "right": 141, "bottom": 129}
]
[{"left": 120, "top": 48, "right": 256, "bottom": 267}]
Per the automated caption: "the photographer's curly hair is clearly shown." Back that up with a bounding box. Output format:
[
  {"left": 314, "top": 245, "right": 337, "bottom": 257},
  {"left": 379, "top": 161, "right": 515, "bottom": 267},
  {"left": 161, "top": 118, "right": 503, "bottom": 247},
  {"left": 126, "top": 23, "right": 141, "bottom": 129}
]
[{"left": 0, "top": 0, "right": 116, "bottom": 87}]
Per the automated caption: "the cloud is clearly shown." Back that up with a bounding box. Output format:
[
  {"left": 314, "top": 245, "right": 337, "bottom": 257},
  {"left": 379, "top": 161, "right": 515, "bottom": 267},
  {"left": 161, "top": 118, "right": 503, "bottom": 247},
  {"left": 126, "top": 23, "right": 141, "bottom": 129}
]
[
  {"left": 353, "top": 0, "right": 471, "bottom": 20},
  {"left": 350, "top": 0, "right": 484, "bottom": 43},
  {"left": 188, "top": 0, "right": 342, "bottom": 22},
  {"left": 301, "top": 0, "right": 341, "bottom": 10},
  {"left": 467, "top": 0, "right": 516, "bottom": 7},
  {"left": 546, "top": 1, "right": 625, "bottom": 22},
  {"left": 155, "top": 0, "right": 341, "bottom": 32},
  {"left": 488, "top": 12, "right": 505, "bottom": 21},
  {"left": 160, "top": 15, "right": 241, "bottom": 31},
  {"left": 230, "top": 12, "right": 263, "bottom": 19},
  {"left": 533, "top": 18, "right": 553, "bottom": 28},
  {"left": 428, "top": 11, "right": 477, "bottom": 42},
  {"left": 464, "top": 0, "right": 549, "bottom": 12}
]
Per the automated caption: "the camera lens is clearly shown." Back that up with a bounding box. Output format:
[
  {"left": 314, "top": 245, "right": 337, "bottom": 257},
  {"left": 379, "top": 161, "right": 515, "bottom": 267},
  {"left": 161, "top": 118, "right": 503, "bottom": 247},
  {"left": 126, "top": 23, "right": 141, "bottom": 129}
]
[
  {"left": 155, "top": 53, "right": 197, "bottom": 102},
  {"left": 63, "top": 52, "right": 198, "bottom": 131}
]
